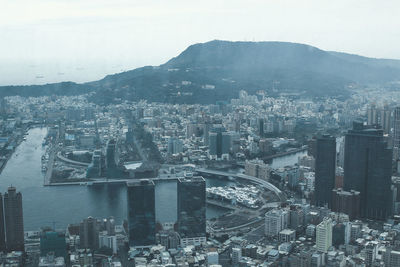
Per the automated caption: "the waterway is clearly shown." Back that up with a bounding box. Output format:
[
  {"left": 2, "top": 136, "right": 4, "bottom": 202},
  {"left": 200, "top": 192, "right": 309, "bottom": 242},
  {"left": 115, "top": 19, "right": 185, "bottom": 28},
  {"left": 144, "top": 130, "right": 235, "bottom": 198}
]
[
  {"left": 270, "top": 150, "right": 307, "bottom": 169},
  {"left": 0, "top": 128, "right": 302, "bottom": 231}
]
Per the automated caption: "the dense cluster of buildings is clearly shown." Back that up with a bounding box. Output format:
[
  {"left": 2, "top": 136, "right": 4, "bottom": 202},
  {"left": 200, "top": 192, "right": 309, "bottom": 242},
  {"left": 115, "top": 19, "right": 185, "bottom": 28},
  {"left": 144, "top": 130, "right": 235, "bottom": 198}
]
[{"left": 2, "top": 88, "right": 400, "bottom": 266}]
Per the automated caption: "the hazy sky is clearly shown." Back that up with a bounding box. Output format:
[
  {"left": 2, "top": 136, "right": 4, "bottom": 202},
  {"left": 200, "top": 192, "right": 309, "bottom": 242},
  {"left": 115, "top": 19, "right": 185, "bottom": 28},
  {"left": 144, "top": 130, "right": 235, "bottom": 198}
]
[{"left": 1, "top": 0, "right": 399, "bottom": 85}]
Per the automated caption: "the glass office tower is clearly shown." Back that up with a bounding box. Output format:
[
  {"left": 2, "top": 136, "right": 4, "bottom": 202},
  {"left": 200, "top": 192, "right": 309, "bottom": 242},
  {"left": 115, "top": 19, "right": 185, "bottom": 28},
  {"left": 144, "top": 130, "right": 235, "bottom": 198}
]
[
  {"left": 177, "top": 176, "right": 206, "bottom": 246},
  {"left": 127, "top": 179, "right": 156, "bottom": 247},
  {"left": 344, "top": 121, "right": 392, "bottom": 220}
]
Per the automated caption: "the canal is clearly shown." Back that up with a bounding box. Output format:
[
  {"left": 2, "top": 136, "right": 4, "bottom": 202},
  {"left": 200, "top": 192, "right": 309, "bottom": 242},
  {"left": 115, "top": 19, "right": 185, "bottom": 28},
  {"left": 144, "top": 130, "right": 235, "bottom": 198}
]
[{"left": 0, "top": 128, "right": 303, "bottom": 231}]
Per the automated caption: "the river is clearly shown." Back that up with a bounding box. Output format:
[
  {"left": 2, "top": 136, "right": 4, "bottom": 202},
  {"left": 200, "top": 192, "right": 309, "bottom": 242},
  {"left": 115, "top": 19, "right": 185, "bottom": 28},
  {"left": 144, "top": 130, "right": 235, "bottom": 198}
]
[{"left": 0, "top": 128, "right": 302, "bottom": 231}]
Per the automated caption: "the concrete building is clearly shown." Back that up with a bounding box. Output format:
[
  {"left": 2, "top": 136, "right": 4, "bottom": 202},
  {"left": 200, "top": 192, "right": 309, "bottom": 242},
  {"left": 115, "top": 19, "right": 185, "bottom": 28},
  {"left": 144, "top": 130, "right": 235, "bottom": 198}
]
[
  {"left": 4, "top": 187, "right": 24, "bottom": 252},
  {"left": 231, "top": 247, "right": 242, "bottom": 266},
  {"left": 245, "top": 159, "right": 270, "bottom": 181},
  {"left": 265, "top": 209, "right": 289, "bottom": 237},
  {"left": 344, "top": 121, "right": 392, "bottom": 220},
  {"left": 331, "top": 188, "right": 360, "bottom": 220},
  {"left": 79, "top": 217, "right": 99, "bottom": 250},
  {"left": 316, "top": 218, "right": 332, "bottom": 253},
  {"left": 315, "top": 135, "right": 336, "bottom": 207}
]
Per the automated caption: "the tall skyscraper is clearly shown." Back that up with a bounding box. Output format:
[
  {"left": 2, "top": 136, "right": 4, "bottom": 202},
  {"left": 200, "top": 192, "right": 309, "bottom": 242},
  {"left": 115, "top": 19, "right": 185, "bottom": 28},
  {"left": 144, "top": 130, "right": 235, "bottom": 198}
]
[
  {"left": 259, "top": 118, "right": 264, "bottom": 137},
  {"left": 0, "top": 193, "right": 5, "bottom": 252},
  {"left": 4, "top": 187, "right": 24, "bottom": 252},
  {"left": 314, "top": 135, "right": 336, "bottom": 207},
  {"left": 344, "top": 121, "right": 393, "bottom": 220},
  {"left": 127, "top": 179, "right": 156, "bottom": 248},
  {"left": 367, "top": 103, "right": 378, "bottom": 125},
  {"left": 177, "top": 176, "right": 206, "bottom": 246},
  {"left": 208, "top": 126, "right": 231, "bottom": 159},
  {"left": 381, "top": 104, "right": 391, "bottom": 134},
  {"left": 394, "top": 107, "right": 400, "bottom": 151},
  {"left": 106, "top": 139, "right": 117, "bottom": 170},
  {"left": 316, "top": 218, "right": 332, "bottom": 253},
  {"left": 79, "top": 217, "right": 99, "bottom": 250}
]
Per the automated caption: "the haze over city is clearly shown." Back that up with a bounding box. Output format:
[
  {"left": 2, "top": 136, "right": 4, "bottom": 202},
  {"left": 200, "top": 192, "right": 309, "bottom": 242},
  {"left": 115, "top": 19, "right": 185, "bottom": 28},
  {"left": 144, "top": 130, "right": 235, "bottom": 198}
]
[{"left": 1, "top": 0, "right": 400, "bottom": 85}]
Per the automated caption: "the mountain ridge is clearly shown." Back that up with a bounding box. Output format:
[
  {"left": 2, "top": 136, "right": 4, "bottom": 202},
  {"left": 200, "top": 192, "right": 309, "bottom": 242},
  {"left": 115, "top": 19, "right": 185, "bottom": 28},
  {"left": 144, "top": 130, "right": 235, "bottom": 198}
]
[{"left": 1, "top": 40, "right": 400, "bottom": 104}]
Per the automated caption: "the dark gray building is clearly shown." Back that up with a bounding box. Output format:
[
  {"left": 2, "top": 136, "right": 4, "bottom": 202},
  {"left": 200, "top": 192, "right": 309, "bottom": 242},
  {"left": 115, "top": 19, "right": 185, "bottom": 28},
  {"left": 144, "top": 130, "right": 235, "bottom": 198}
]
[
  {"left": 177, "top": 176, "right": 206, "bottom": 246},
  {"left": 127, "top": 179, "right": 156, "bottom": 247},
  {"left": 0, "top": 193, "right": 5, "bottom": 252},
  {"left": 4, "top": 187, "right": 24, "bottom": 252},
  {"left": 79, "top": 217, "right": 99, "bottom": 250},
  {"left": 209, "top": 127, "right": 231, "bottom": 159},
  {"left": 315, "top": 135, "right": 336, "bottom": 207},
  {"left": 331, "top": 188, "right": 360, "bottom": 220},
  {"left": 344, "top": 121, "right": 393, "bottom": 220}
]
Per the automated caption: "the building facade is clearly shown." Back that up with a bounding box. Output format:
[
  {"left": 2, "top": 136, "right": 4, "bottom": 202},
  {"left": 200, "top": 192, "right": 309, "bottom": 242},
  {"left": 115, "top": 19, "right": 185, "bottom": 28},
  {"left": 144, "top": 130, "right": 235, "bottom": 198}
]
[
  {"left": 314, "top": 135, "right": 336, "bottom": 207},
  {"left": 127, "top": 180, "right": 156, "bottom": 248},
  {"left": 331, "top": 188, "right": 360, "bottom": 220},
  {"left": 177, "top": 177, "right": 206, "bottom": 246},
  {"left": 343, "top": 122, "right": 392, "bottom": 220},
  {"left": 4, "top": 187, "right": 24, "bottom": 252},
  {"left": 316, "top": 218, "right": 332, "bottom": 253}
]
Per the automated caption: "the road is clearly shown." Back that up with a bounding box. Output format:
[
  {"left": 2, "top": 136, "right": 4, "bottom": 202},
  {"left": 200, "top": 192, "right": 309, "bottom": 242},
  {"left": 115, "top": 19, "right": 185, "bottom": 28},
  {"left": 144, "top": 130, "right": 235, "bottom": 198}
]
[
  {"left": 195, "top": 168, "right": 286, "bottom": 201},
  {"left": 43, "top": 146, "right": 56, "bottom": 186}
]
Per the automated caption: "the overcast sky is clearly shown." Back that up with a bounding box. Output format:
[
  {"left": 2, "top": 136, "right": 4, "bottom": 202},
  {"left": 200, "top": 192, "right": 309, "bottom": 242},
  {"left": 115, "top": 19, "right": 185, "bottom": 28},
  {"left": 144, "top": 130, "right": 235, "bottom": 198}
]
[{"left": 1, "top": 0, "right": 399, "bottom": 85}]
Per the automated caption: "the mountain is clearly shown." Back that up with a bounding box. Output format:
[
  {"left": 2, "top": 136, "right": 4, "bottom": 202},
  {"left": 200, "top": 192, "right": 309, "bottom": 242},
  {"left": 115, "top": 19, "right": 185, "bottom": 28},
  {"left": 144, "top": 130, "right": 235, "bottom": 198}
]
[{"left": 2, "top": 40, "right": 400, "bottom": 104}]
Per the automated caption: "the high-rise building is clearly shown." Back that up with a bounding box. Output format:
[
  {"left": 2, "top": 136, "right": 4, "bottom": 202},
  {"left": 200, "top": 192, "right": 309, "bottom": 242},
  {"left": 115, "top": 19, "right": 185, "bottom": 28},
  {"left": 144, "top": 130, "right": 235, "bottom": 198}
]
[
  {"left": 384, "top": 247, "right": 400, "bottom": 267},
  {"left": 381, "top": 104, "right": 392, "bottom": 134},
  {"left": 307, "top": 138, "right": 317, "bottom": 158},
  {"left": 331, "top": 188, "right": 360, "bottom": 220},
  {"left": 4, "top": 187, "right": 24, "bottom": 252},
  {"left": 364, "top": 242, "right": 377, "bottom": 266},
  {"left": 177, "top": 177, "right": 206, "bottom": 247},
  {"left": 167, "top": 138, "right": 183, "bottom": 155},
  {"left": 344, "top": 121, "right": 392, "bottom": 220},
  {"left": 208, "top": 127, "right": 231, "bottom": 160},
  {"left": 106, "top": 139, "right": 117, "bottom": 170},
  {"left": 265, "top": 209, "right": 289, "bottom": 237},
  {"left": 316, "top": 218, "right": 332, "bottom": 253},
  {"left": 259, "top": 118, "right": 264, "bottom": 137},
  {"left": 314, "top": 135, "right": 336, "bottom": 207},
  {"left": 394, "top": 107, "right": 400, "bottom": 152},
  {"left": 79, "top": 217, "right": 99, "bottom": 250},
  {"left": 127, "top": 179, "right": 156, "bottom": 248},
  {"left": 0, "top": 193, "right": 5, "bottom": 252},
  {"left": 232, "top": 247, "right": 242, "bottom": 266},
  {"left": 244, "top": 159, "right": 270, "bottom": 181},
  {"left": 367, "top": 103, "right": 378, "bottom": 126}
]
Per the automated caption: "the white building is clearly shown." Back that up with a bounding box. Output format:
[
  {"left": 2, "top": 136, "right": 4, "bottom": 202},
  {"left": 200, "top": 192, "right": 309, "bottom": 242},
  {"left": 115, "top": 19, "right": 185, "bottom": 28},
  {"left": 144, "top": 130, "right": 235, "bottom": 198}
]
[
  {"left": 232, "top": 247, "right": 242, "bottom": 266},
  {"left": 316, "top": 217, "right": 333, "bottom": 253},
  {"left": 265, "top": 209, "right": 289, "bottom": 237}
]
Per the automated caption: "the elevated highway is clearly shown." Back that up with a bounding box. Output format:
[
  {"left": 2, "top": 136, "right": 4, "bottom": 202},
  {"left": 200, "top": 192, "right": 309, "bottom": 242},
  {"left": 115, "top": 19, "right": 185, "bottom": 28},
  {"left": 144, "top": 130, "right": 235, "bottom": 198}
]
[{"left": 195, "top": 168, "right": 286, "bottom": 202}]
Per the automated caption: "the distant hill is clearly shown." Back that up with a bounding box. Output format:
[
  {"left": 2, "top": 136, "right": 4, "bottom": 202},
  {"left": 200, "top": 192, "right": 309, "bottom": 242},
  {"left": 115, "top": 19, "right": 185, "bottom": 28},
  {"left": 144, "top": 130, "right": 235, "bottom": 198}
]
[{"left": 2, "top": 40, "right": 400, "bottom": 104}]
